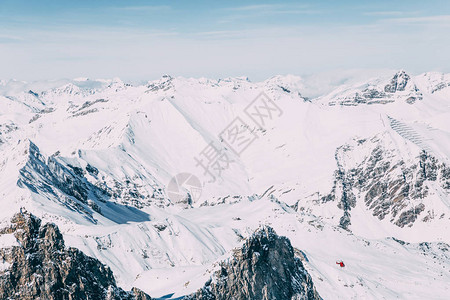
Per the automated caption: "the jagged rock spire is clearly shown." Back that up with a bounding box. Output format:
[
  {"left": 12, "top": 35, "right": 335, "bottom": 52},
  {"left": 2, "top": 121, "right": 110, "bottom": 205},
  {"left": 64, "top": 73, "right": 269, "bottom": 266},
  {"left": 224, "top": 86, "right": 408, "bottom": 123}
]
[
  {"left": 186, "top": 226, "right": 321, "bottom": 300},
  {"left": 0, "top": 211, "right": 151, "bottom": 300}
]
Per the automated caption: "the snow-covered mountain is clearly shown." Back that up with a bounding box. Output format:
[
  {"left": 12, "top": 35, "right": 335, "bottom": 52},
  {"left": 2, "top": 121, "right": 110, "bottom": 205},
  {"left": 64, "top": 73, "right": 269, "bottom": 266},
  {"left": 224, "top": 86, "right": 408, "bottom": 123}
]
[{"left": 0, "top": 71, "right": 449, "bottom": 299}]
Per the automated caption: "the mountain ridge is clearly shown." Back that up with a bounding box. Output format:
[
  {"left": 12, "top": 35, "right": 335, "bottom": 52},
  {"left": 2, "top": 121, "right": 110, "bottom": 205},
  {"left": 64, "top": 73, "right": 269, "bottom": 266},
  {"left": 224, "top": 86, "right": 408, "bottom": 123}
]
[{"left": 0, "top": 70, "right": 449, "bottom": 299}]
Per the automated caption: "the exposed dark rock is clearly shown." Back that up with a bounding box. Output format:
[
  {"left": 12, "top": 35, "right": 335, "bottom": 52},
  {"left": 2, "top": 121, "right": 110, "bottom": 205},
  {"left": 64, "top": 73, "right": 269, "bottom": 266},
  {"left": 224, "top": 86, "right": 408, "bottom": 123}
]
[
  {"left": 431, "top": 81, "right": 450, "bottom": 93},
  {"left": 69, "top": 164, "right": 86, "bottom": 177},
  {"left": 328, "top": 71, "right": 423, "bottom": 106},
  {"left": 16, "top": 141, "right": 108, "bottom": 223},
  {"left": 76, "top": 99, "right": 109, "bottom": 112},
  {"left": 86, "top": 164, "right": 99, "bottom": 176},
  {"left": 146, "top": 75, "right": 174, "bottom": 92},
  {"left": 29, "top": 114, "right": 42, "bottom": 123},
  {"left": 339, "top": 211, "right": 352, "bottom": 230},
  {"left": 406, "top": 97, "right": 416, "bottom": 104},
  {"left": 279, "top": 85, "right": 291, "bottom": 93},
  {"left": 16, "top": 141, "right": 153, "bottom": 224},
  {"left": 0, "top": 122, "right": 18, "bottom": 145},
  {"left": 18, "top": 141, "right": 90, "bottom": 203},
  {"left": 391, "top": 237, "right": 408, "bottom": 245},
  {"left": 103, "top": 177, "right": 166, "bottom": 209},
  {"left": 186, "top": 226, "right": 321, "bottom": 300},
  {"left": 72, "top": 108, "right": 99, "bottom": 118},
  {"left": 28, "top": 90, "right": 39, "bottom": 97},
  {"left": 0, "top": 211, "right": 151, "bottom": 300},
  {"left": 153, "top": 223, "right": 167, "bottom": 232},
  {"left": 395, "top": 203, "right": 425, "bottom": 227},
  {"left": 384, "top": 71, "right": 410, "bottom": 93},
  {"left": 322, "top": 135, "right": 449, "bottom": 229}
]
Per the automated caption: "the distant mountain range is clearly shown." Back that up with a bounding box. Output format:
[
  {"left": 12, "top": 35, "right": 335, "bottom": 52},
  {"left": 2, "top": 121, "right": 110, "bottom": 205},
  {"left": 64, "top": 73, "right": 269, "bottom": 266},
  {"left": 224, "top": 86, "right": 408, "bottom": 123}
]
[{"left": 0, "top": 71, "right": 449, "bottom": 299}]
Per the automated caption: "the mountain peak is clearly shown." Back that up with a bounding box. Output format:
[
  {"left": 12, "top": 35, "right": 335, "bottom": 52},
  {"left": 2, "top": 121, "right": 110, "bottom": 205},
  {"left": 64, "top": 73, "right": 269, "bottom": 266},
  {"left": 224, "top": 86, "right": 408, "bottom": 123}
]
[
  {"left": 187, "top": 226, "right": 321, "bottom": 300},
  {"left": 384, "top": 70, "right": 411, "bottom": 93},
  {"left": 0, "top": 211, "right": 151, "bottom": 300}
]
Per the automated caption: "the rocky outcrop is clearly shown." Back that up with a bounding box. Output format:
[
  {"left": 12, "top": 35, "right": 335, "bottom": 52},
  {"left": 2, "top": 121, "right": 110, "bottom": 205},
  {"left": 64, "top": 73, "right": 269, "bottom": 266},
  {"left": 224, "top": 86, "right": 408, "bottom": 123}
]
[
  {"left": 384, "top": 71, "right": 410, "bottom": 93},
  {"left": 0, "top": 122, "right": 18, "bottom": 146},
  {"left": 16, "top": 141, "right": 110, "bottom": 223},
  {"left": 322, "top": 133, "right": 450, "bottom": 229},
  {"left": 0, "top": 211, "right": 151, "bottom": 300},
  {"left": 186, "top": 226, "right": 321, "bottom": 300},
  {"left": 17, "top": 140, "right": 166, "bottom": 216},
  {"left": 325, "top": 71, "right": 423, "bottom": 106}
]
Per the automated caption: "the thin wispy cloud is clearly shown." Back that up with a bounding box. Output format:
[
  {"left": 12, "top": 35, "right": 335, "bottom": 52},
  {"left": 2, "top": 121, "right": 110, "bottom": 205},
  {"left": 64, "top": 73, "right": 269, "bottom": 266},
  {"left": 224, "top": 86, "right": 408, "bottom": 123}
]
[
  {"left": 112, "top": 5, "right": 171, "bottom": 12},
  {"left": 0, "top": 34, "right": 23, "bottom": 43},
  {"left": 4, "top": 27, "right": 179, "bottom": 43},
  {"left": 193, "top": 28, "right": 282, "bottom": 39},
  {"left": 228, "top": 4, "right": 280, "bottom": 12},
  {"left": 364, "top": 11, "right": 407, "bottom": 16},
  {"left": 218, "top": 3, "right": 321, "bottom": 24},
  {"left": 224, "top": 3, "right": 320, "bottom": 15},
  {"left": 383, "top": 15, "right": 450, "bottom": 25},
  {"left": 1, "top": 1, "right": 449, "bottom": 80},
  {"left": 194, "top": 30, "right": 247, "bottom": 39}
]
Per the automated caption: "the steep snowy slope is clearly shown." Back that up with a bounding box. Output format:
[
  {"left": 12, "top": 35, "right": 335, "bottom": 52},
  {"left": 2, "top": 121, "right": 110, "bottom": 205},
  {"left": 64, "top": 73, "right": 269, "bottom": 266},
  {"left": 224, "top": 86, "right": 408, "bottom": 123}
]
[
  {"left": 130, "top": 198, "right": 450, "bottom": 299},
  {"left": 0, "top": 71, "right": 449, "bottom": 299}
]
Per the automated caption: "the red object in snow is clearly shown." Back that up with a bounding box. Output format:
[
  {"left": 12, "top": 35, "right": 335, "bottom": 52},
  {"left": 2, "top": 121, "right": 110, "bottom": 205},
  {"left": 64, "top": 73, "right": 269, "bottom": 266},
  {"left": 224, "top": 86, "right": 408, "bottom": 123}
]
[{"left": 336, "top": 261, "right": 345, "bottom": 267}]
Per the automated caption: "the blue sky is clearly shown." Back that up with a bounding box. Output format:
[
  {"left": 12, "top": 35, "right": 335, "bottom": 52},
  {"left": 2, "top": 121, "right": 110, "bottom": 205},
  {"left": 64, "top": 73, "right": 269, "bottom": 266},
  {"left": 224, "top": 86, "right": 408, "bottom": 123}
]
[{"left": 1, "top": 0, "right": 450, "bottom": 81}]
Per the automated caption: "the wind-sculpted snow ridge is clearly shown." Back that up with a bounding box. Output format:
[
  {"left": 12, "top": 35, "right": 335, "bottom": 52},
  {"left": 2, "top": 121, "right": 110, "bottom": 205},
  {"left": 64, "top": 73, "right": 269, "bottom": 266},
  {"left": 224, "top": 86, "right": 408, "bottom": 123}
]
[
  {"left": 16, "top": 140, "right": 151, "bottom": 225},
  {"left": 0, "top": 211, "right": 151, "bottom": 300},
  {"left": 186, "top": 226, "right": 321, "bottom": 300}
]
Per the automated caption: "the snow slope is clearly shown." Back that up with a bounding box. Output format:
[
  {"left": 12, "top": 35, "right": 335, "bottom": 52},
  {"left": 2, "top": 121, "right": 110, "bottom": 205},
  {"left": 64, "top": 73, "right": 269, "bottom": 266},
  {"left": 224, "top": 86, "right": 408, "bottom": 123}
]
[{"left": 0, "top": 71, "right": 449, "bottom": 299}]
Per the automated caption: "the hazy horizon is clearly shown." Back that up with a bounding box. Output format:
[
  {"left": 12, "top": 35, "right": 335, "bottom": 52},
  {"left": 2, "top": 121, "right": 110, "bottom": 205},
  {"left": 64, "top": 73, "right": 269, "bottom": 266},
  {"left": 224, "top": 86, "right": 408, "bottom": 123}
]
[{"left": 1, "top": 0, "right": 449, "bottom": 81}]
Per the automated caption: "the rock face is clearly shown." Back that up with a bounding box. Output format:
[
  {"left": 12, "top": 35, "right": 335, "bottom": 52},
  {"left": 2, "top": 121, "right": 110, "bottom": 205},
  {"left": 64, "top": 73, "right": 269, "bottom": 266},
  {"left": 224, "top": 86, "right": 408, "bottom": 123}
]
[
  {"left": 0, "top": 211, "right": 151, "bottom": 300},
  {"left": 384, "top": 71, "right": 410, "bottom": 93},
  {"left": 16, "top": 141, "right": 156, "bottom": 224},
  {"left": 17, "top": 141, "right": 108, "bottom": 223},
  {"left": 322, "top": 133, "right": 450, "bottom": 229},
  {"left": 324, "top": 71, "right": 423, "bottom": 106},
  {"left": 186, "top": 226, "right": 321, "bottom": 300}
]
